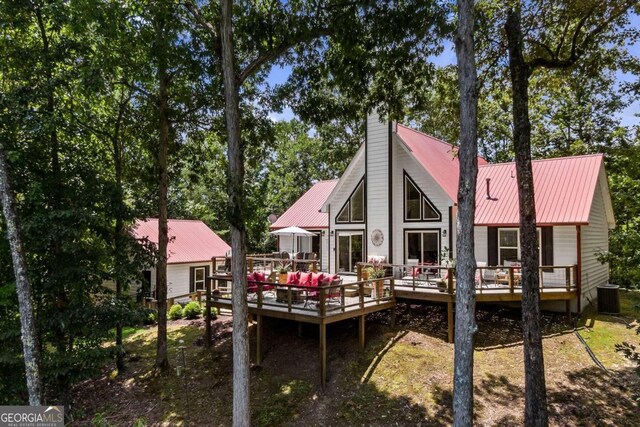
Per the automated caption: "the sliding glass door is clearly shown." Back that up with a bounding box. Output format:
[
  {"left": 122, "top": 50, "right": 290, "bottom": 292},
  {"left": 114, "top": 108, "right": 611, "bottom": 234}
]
[
  {"left": 337, "top": 231, "right": 363, "bottom": 273},
  {"left": 405, "top": 230, "right": 440, "bottom": 264}
]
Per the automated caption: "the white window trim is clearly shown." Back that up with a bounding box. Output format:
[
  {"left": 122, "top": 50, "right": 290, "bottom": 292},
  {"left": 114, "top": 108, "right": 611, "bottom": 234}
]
[{"left": 193, "top": 266, "right": 206, "bottom": 291}]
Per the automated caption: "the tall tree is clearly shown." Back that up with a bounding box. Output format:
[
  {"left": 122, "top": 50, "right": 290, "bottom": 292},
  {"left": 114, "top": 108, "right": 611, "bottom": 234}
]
[
  {"left": 453, "top": 0, "right": 479, "bottom": 424},
  {"left": 503, "top": 1, "right": 639, "bottom": 424},
  {"left": 0, "top": 145, "right": 42, "bottom": 405},
  {"left": 153, "top": 0, "right": 172, "bottom": 371},
  {"left": 505, "top": 5, "right": 548, "bottom": 424}
]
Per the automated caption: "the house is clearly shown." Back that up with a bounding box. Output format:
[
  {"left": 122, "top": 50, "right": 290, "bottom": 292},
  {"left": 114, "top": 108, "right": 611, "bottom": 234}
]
[
  {"left": 128, "top": 219, "right": 230, "bottom": 299},
  {"left": 275, "top": 112, "right": 615, "bottom": 312}
]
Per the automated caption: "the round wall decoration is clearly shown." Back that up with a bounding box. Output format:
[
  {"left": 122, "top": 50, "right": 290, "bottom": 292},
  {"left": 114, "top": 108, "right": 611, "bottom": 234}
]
[{"left": 371, "top": 229, "right": 384, "bottom": 247}]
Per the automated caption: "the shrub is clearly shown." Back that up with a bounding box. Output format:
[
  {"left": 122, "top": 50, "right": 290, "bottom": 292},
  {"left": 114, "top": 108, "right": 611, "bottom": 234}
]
[
  {"left": 168, "top": 304, "right": 183, "bottom": 320},
  {"left": 183, "top": 301, "right": 202, "bottom": 319},
  {"left": 143, "top": 309, "right": 157, "bottom": 325}
]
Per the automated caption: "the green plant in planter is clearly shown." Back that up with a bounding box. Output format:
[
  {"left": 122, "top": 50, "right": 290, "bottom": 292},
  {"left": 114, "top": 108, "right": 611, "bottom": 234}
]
[
  {"left": 168, "top": 304, "right": 183, "bottom": 320},
  {"left": 183, "top": 301, "right": 202, "bottom": 319},
  {"left": 276, "top": 261, "right": 291, "bottom": 274}
]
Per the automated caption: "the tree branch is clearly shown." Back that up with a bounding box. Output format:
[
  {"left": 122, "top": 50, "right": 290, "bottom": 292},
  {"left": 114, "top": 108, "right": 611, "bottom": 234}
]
[
  {"left": 237, "top": 27, "right": 333, "bottom": 85},
  {"left": 527, "top": 1, "right": 638, "bottom": 71},
  {"left": 182, "top": 0, "right": 221, "bottom": 56}
]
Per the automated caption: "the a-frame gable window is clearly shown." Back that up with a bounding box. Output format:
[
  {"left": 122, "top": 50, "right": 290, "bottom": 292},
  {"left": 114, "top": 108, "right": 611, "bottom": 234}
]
[
  {"left": 336, "top": 178, "right": 365, "bottom": 224},
  {"left": 404, "top": 171, "right": 441, "bottom": 222}
]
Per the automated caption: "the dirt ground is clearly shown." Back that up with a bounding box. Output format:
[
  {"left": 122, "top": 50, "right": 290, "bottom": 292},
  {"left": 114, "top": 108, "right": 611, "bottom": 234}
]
[{"left": 71, "top": 301, "right": 640, "bottom": 426}]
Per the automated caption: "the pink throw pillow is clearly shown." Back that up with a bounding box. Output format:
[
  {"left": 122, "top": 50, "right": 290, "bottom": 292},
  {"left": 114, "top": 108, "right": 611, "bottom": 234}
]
[
  {"left": 286, "top": 271, "right": 300, "bottom": 285},
  {"left": 299, "top": 272, "right": 312, "bottom": 286},
  {"left": 311, "top": 272, "right": 324, "bottom": 287}
]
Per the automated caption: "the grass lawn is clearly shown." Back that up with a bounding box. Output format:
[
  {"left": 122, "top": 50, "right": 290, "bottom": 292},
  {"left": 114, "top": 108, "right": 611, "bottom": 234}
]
[
  {"left": 71, "top": 297, "right": 640, "bottom": 426},
  {"left": 578, "top": 289, "right": 640, "bottom": 368}
]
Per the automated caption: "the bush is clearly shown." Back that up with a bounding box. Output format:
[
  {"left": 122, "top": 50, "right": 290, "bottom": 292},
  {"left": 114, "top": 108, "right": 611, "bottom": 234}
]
[
  {"left": 168, "top": 304, "right": 183, "bottom": 320},
  {"left": 141, "top": 308, "right": 157, "bottom": 325},
  {"left": 183, "top": 301, "right": 202, "bottom": 319}
]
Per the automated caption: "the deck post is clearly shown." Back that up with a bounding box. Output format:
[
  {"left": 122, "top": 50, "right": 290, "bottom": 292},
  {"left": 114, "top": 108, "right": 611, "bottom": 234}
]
[
  {"left": 565, "top": 300, "right": 572, "bottom": 323},
  {"left": 509, "top": 267, "right": 515, "bottom": 293},
  {"left": 256, "top": 314, "right": 263, "bottom": 366},
  {"left": 357, "top": 263, "right": 363, "bottom": 281},
  {"left": 205, "top": 278, "right": 212, "bottom": 348},
  {"left": 359, "top": 315, "right": 365, "bottom": 349},
  {"left": 248, "top": 257, "right": 254, "bottom": 273},
  {"left": 447, "top": 301, "right": 454, "bottom": 343},
  {"left": 211, "top": 257, "right": 217, "bottom": 274},
  {"left": 320, "top": 322, "right": 327, "bottom": 388}
]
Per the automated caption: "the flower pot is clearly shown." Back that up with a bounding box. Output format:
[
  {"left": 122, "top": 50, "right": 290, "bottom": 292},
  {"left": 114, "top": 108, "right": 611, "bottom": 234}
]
[
  {"left": 373, "top": 279, "right": 384, "bottom": 298},
  {"left": 362, "top": 271, "right": 369, "bottom": 281},
  {"left": 278, "top": 273, "right": 288, "bottom": 285}
]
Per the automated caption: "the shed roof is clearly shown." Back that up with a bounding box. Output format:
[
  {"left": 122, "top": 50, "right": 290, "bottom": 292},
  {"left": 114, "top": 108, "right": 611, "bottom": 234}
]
[
  {"left": 270, "top": 180, "right": 338, "bottom": 230},
  {"left": 133, "top": 219, "right": 230, "bottom": 264},
  {"left": 475, "top": 154, "right": 611, "bottom": 226}
]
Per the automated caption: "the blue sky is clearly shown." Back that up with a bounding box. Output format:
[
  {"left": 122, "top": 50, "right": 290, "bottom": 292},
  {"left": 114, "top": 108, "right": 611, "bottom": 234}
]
[{"left": 267, "top": 16, "right": 639, "bottom": 128}]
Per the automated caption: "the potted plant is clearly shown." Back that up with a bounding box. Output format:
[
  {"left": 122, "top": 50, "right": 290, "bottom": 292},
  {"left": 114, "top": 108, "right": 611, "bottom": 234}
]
[
  {"left": 365, "top": 260, "right": 387, "bottom": 298},
  {"left": 276, "top": 262, "right": 290, "bottom": 285}
]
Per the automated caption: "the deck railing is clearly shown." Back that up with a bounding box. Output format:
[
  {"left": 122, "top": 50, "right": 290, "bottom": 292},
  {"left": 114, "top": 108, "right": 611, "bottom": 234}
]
[
  {"left": 209, "top": 274, "right": 395, "bottom": 318},
  {"left": 211, "top": 256, "right": 318, "bottom": 274},
  {"left": 356, "top": 262, "right": 578, "bottom": 295}
]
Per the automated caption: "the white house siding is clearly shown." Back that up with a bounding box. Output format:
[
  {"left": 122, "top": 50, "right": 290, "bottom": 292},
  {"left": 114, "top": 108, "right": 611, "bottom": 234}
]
[
  {"left": 166, "top": 262, "right": 211, "bottom": 298},
  {"left": 391, "top": 136, "right": 453, "bottom": 266},
  {"left": 321, "top": 232, "right": 329, "bottom": 272},
  {"left": 328, "top": 151, "right": 366, "bottom": 274},
  {"left": 278, "top": 235, "right": 294, "bottom": 253},
  {"left": 581, "top": 179, "right": 610, "bottom": 309},
  {"left": 365, "top": 114, "right": 391, "bottom": 261},
  {"left": 474, "top": 226, "right": 488, "bottom": 264}
]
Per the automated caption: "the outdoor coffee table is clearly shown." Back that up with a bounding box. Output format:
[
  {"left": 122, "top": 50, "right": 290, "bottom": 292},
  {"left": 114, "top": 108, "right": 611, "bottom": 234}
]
[{"left": 275, "top": 287, "right": 305, "bottom": 304}]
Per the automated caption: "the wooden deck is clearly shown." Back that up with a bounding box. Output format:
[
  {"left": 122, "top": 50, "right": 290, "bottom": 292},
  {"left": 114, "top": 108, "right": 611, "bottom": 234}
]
[
  {"left": 146, "top": 259, "right": 580, "bottom": 387},
  {"left": 208, "top": 274, "right": 396, "bottom": 386},
  {"left": 357, "top": 263, "right": 580, "bottom": 343}
]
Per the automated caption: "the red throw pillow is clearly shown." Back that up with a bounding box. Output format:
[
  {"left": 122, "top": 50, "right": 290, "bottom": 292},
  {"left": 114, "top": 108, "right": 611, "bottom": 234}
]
[
  {"left": 311, "top": 272, "right": 324, "bottom": 287},
  {"left": 299, "top": 272, "right": 312, "bottom": 286},
  {"left": 254, "top": 272, "right": 266, "bottom": 283},
  {"left": 246, "top": 272, "right": 255, "bottom": 283},
  {"left": 286, "top": 271, "right": 300, "bottom": 285}
]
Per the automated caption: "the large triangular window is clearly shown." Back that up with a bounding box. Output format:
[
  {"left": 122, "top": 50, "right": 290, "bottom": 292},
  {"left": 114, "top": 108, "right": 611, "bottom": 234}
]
[
  {"left": 336, "top": 178, "right": 365, "bottom": 223},
  {"left": 404, "top": 172, "right": 441, "bottom": 222}
]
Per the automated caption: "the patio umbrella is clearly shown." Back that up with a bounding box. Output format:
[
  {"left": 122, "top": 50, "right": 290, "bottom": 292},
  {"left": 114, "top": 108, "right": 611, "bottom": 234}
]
[{"left": 269, "top": 226, "right": 317, "bottom": 254}]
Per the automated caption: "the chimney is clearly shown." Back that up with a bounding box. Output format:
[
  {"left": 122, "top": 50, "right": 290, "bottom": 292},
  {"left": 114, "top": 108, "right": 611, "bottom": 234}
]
[{"left": 485, "top": 178, "right": 492, "bottom": 200}]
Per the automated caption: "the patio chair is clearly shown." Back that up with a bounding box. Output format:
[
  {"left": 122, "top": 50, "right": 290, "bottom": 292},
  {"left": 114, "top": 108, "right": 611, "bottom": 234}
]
[
  {"left": 306, "top": 274, "right": 342, "bottom": 307},
  {"left": 247, "top": 272, "right": 276, "bottom": 299}
]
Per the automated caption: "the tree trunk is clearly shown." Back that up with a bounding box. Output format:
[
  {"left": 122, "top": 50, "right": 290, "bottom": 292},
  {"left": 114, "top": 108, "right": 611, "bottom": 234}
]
[
  {"left": 453, "top": 0, "right": 478, "bottom": 424},
  {"left": 34, "top": 4, "right": 69, "bottom": 403},
  {"left": 505, "top": 5, "right": 549, "bottom": 426},
  {"left": 155, "top": 14, "right": 170, "bottom": 370},
  {"left": 220, "top": 0, "right": 250, "bottom": 425},
  {"left": 0, "top": 145, "right": 43, "bottom": 406},
  {"left": 113, "top": 95, "right": 128, "bottom": 373}
]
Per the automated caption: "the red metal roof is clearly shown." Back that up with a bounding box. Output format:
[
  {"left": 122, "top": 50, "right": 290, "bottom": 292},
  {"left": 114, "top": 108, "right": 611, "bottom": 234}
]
[
  {"left": 396, "top": 124, "right": 488, "bottom": 201},
  {"left": 270, "top": 180, "right": 338, "bottom": 230},
  {"left": 133, "top": 219, "right": 230, "bottom": 264},
  {"left": 475, "top": 154, "right": 604, "bottom": 226}
]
